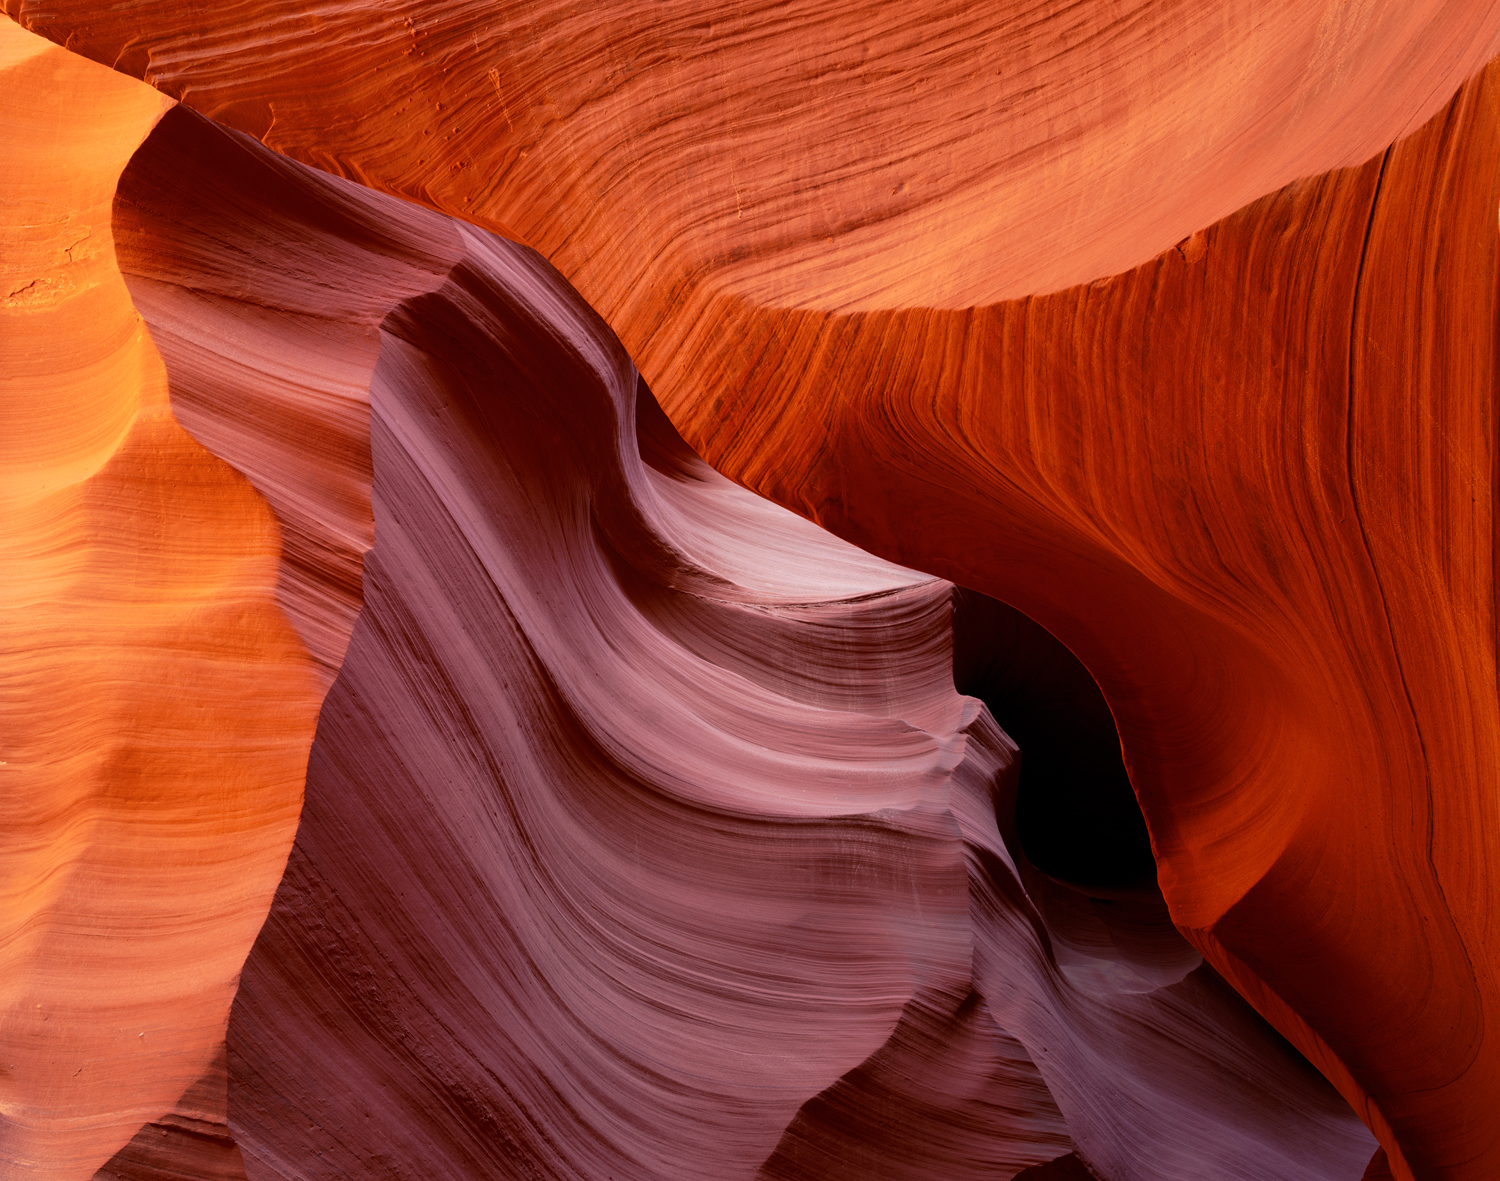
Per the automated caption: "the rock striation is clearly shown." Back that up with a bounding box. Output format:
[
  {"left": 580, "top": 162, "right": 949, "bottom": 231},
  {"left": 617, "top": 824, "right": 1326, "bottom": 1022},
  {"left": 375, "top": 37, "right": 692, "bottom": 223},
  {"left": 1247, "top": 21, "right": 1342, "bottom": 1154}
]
[
  {"left": 97, "top": 106, "right": 1374, "bottom": 1181},
  {"left": 2, "top": 4, "right": 1498, "bottom": 1180},
  {"left": 1, "top": 20, "right": 313, "bottom": 1181},
  {"left": 657, "top": 61, "right": 1500, "bottom": 1181},
  {"left": 5, "top": 0, "right": 1499, "bottom": 317}
]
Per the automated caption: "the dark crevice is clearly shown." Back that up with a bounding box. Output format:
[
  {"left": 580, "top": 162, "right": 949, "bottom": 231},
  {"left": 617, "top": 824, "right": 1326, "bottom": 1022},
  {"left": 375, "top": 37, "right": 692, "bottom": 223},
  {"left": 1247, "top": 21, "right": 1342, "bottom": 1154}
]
[
  {"left": 951, "top": 586, "right": 1156, "bottom": 897},
  {"left": 1010, "top": 1152, "right": 1101, "bottom": 1181}
]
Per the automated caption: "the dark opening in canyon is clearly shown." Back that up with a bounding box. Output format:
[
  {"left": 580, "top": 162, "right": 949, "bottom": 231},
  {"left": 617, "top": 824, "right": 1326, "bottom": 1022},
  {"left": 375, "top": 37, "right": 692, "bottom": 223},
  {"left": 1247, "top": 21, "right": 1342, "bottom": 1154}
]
[{"left": 952, "top": 587, "right": 1158, "bottom": 897}]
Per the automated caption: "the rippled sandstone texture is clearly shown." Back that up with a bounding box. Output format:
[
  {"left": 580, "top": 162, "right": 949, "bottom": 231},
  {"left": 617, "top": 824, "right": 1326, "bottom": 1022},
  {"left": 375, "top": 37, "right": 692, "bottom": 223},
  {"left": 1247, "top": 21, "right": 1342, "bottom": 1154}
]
[
  {"left": 664, "top": 61, "right": 1500, "bottom": 1181},
  {"left": 0, "top": 18, "right": 317, "bottom": 1181},
  {"left": 2, "top": 3, "right": 1498, "bottom": 1180},
  {"left": 111, "top": 105, "right": 1375, "bottom": 1181},
  {"left": 6, "top": 0, "right": 1500, "bottom": 316}
]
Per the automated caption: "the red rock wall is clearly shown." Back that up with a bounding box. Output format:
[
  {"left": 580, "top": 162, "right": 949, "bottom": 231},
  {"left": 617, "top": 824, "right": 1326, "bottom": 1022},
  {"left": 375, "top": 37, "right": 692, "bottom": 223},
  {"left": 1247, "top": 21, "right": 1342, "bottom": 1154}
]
[
  {"left": 3, "top": 4, "right": 1498, "bottom": 1180},
  {"left": 99, "top": 107, "right": 1374, "bottom": 1181},
  {"left": 92, "top": 1048, "right": 246, "bottom": 1181},
  {"left": 5, "top": 0, "right": 1499, "bottom": 318},
  {"left": 655, "top": 62, "right": 1500, "bottom": 1181}
]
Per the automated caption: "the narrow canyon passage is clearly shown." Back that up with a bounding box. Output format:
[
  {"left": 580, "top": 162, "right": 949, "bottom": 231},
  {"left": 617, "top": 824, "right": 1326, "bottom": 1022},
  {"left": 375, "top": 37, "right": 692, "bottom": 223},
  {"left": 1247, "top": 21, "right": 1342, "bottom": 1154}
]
[
  {"left": 952, "top": 589, "right": 1156, "bottom": 898},
  {"left": 4, "top": 6, "right": 1499, "bottom": 1180}
]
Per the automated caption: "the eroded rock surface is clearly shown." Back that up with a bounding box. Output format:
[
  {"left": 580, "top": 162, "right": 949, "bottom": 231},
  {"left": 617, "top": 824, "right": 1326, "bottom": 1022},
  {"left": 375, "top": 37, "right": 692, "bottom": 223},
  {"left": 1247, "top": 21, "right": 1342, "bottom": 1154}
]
[
  {"left": 1, "top": 23, "right": 315, "bottom": 1180},
  {"left": 2, "top": 5, "right": 1497, "bottom": 1180},
  {"left": 658, "top": 62, "right": 1500, "bottom": 1181},
  {"left": 104, "top": 109, "right": 1374, "bottom": 1181}
]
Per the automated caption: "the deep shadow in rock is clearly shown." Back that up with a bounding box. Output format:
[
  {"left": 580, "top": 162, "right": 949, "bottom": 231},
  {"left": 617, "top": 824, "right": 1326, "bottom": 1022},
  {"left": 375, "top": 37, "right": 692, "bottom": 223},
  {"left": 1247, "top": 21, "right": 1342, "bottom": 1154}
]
[{"left": 952, "top": 587, "right": 1155, "bottom": 897}]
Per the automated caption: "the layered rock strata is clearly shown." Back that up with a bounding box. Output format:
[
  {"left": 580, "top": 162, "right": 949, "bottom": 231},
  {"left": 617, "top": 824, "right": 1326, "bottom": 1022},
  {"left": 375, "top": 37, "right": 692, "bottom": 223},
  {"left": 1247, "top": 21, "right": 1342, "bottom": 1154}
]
[
  {"left": 5, "top": 0, "right": 1499, "bottom": 313},
  {"left": 108, "top": 107, "right": 1376, "bottom": 1181},
  {"left": 1, "top": 4, "right": 1496, "bottom": 1179},
  {"left": 659, "top": 62, "right": 1500, "bottom": 1181},
  {"left": 0, "top": 21, "right": 316, "bottom": 1181}
]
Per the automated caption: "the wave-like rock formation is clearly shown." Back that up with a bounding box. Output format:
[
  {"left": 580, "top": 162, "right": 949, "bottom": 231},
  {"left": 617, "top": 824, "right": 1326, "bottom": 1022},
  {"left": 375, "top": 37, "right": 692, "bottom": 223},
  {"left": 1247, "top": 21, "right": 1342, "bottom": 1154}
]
[
  {"left": 106, "top": 104, "right": 1375, "bottom": 1181},
  {"left": 2, "top": 4, "right": 1497, "bottom": 1180},
  {"left": 658, "top": 61, "right": 1500, "bottom": 1181}
]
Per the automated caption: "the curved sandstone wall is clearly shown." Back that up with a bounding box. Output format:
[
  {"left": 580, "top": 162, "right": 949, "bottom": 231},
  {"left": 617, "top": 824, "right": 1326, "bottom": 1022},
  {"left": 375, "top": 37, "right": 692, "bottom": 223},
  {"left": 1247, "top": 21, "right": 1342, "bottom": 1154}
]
[{"left": 1, "top": 5, "right": 1497, "bottom": 1180}]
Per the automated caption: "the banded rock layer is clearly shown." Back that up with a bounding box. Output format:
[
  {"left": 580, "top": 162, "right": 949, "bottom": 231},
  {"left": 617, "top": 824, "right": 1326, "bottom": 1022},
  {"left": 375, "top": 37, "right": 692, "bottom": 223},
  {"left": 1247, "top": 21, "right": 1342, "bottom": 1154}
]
[
  {"left": 115, "top": 106, "right": 1374, "bottom": 1181},
  {"left": 660, "top": 59, "right": 1500, "bottom": 1181},
  {"left": 1, "top": 4, "right": 1496, "bottom": 1181},
  {"left": 6, "top": 0, "right": 1500, "bottom": 314},
  {"left": 1, "top": 22, "right": 316, "bottom": 1180}
]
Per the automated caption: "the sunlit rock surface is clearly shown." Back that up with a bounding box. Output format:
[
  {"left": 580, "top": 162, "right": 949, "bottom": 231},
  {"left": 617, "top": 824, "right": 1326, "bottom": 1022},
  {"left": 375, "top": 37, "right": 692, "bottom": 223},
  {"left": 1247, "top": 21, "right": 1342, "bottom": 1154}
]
[
  {"left": 2, "top": 4, "right": 1497, "bottom": 1180},
  {"left": 0, "top": 22, "right": 314, "bottom": 1180}
]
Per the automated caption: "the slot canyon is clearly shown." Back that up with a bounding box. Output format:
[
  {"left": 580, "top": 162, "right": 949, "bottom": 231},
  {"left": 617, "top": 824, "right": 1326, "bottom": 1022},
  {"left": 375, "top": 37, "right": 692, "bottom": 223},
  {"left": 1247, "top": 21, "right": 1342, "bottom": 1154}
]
[{"left": 3, "top": 3, "right": 1499, "bottom": 1179}]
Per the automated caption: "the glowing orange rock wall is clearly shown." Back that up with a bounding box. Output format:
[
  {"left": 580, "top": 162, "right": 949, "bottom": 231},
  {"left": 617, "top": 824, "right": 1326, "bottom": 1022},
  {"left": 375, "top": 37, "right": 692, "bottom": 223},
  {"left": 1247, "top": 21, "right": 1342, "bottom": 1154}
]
[
  {"left": 2, "top": 3, "right": 1498, "bottom": 1180},
  {"left": 5, "top": 0, "right": 1499, "bottom": 316},
  {"left": 0, "top": 19, "right": 317, "bottom": 1180}
]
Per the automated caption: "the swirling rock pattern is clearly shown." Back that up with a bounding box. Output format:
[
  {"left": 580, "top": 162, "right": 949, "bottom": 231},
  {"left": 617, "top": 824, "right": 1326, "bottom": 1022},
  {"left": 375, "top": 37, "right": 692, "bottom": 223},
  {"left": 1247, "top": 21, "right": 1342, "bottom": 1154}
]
[
  {"left": 2, "top": 3, "right": 1496, "bottom": 1180},
  {"left": 5, "top": 0, "right": 1499, "bottom": 315},
  {"left": 99, "top": 108, "right": 1375, "bottom": 1181},
  {"left": 657, "top": 61, "right": 1500, "bottom": 1181}
]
